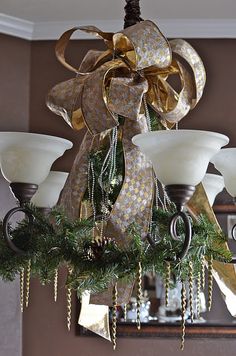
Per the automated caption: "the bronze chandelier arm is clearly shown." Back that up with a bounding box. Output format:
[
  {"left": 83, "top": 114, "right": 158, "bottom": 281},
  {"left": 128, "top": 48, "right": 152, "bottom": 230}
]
[
  {"left": 146, "top": 210, "right": 192, "bottom": 262},
  {"left": 3, "top": 206, "right": 34, "bottom": 255}
]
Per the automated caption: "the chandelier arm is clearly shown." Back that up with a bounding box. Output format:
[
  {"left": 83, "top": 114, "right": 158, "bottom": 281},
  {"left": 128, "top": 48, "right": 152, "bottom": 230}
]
[
  {"left": 3, "top": 207, "right": 34, "bottom": 255},
  {"left": 146, "top": 211, "right": 192, "bottom": 262},
  {"left": 229, "top": 256, "right": 236, "bottom": 263},
  {"left": 124, "top": 0, "right": 143, "bottom": 28},
  {"left": 231, "top": 224, "right": 236, "bottom": 241},
  {"left": 168, "top": 211, "right": 192, "bottom": 261}
]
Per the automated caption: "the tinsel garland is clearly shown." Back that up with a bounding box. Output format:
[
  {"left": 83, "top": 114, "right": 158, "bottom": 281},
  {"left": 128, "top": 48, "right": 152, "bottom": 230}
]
[{"left": 0, "top": 205, "right": 231, "bottom": 296}]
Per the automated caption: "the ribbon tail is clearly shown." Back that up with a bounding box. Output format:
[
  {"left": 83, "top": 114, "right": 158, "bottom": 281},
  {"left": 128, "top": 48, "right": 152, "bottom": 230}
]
[
  {"left": 188, "top": 183, "right": 236, "bottom": 317},
  {"left": 78, "top": 292, "right": 111, "bottom": 341},
  {"left": 59, "top": 131, "right": 94, "bottom": 218},
  {"left": 90, "top": 114, "right": 154, "bottom": 306}
]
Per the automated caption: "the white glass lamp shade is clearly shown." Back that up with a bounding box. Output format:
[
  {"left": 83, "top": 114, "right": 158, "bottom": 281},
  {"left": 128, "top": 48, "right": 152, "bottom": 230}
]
[
  {"left": 132, "top": 130, "right": 229, "bottom": 186},
  {"left": 211, "top": 148, "right": 236, "bottom": 197},
  {"left": 202, "top": 173, "right": 224, "bottom": 207},
  {"left": 31, "top": 171, "right": 69, "bottom": 208},
  {"left": 0, "top": 132, "right": 72, "bottom": 185}
]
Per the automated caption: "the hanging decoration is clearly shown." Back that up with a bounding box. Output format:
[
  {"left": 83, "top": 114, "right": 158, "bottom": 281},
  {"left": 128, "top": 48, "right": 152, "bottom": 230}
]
[{"left": 1, "top": 0, "right": 236, "bottom": 352}]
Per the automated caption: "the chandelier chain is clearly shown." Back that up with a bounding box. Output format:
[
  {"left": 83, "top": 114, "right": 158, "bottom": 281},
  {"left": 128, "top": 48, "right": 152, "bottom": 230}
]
[{"left": 124, "top": 0, "right": 142, "bottom": 28}]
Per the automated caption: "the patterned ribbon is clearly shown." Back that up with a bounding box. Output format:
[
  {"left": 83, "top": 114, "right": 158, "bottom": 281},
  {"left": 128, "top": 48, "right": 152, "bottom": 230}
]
[{"left": 47, "top": 20, "right": 206, "bottom": 306}]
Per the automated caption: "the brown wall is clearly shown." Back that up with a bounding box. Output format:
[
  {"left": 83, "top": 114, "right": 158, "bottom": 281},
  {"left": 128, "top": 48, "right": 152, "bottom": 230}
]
[
  {"left": 0, "top": 34, "right": 31, "bottom": 132},
  {"left": 0, "top": 34, "right": 31, "bottom": 356},
  {"left": 1, "top": 34, "right": 236, "bottom": 356}
]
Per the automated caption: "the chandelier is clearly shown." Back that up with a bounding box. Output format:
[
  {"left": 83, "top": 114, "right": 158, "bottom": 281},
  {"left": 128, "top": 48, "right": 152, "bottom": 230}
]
[{"left": 1, "top": 0, "right": 236, "bottom": 351}]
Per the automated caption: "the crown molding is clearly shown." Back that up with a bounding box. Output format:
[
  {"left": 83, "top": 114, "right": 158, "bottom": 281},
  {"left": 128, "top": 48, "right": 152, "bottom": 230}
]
[
  {"left": 1, "top": 13, "right": 236, "bottom": 40},
  {"left": 0, "top": 14, "right": 34, "bottom": 40}
]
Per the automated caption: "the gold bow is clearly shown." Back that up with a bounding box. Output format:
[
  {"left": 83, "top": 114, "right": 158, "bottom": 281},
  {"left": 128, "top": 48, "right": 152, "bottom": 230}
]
[
  {"left": 47, "top": 20, "right": 206, "bottom": 134},
  {"left": 47, "top": 20, "right": 206, "bottom": 307}
]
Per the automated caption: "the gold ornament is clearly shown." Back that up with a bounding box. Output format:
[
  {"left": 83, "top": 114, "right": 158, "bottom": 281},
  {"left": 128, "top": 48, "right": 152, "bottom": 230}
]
[
  {"left": 136, "top": 261, "right": 142, "bottom": 330},
  {"left": 123, "top": 303, "right": 127, "bottom": 321},
  {"left": 25, "top": 259, "right": 31, "bottom": 308},
  {"left": 66, "top": 268, "right": 73, "bottom": 331},
  {"left": 208, "top": 255, "right": 213, "bottom": 311},
  {"left": 54, "top": 269, "right": 58, "bottom": 302},
  {"left": 112, "top": 283, "right": 118, "bottom": 350},
  {"left": 197, "top": 272, "right": 201, "bottom": 319},
  {"left": 201, "top": 256, "right": 205, "bottom": 290},
  {"left": 20, "top": 268, "right": 24, "bottom": 313},
  {"left": 180, "top": 281, "right": 187, "bottom": 351},
  {"left": 165, "top": 261, "right": 171, "bottom": 307},
  {"left": 188, "top": 261, "right": 194, "bottom": 322}
]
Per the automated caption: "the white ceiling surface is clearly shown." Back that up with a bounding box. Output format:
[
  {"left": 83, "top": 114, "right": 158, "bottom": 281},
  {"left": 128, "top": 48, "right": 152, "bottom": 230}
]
[
  {"left": 0, "top": 0, "right": 236, "bottom": 39},
  {"left": 1, "top": 0, "right": 236, "bottom": 22}
]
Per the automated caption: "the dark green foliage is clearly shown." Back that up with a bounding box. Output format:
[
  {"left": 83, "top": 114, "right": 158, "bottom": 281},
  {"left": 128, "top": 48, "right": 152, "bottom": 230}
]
[{"left": 0, "top": 205, "right": 231, "bottom": 296}]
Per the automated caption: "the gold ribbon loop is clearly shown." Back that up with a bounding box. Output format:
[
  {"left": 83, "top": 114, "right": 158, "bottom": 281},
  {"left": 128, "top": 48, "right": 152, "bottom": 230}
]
[
  {"left": 107, "top": 76, "right": 148, "bottom": 120},
  {"left": 47, "top": 76, "right": 86, "bottom": 130},
  {"left": 170, "top": 39, "right": 206, "bottom": 108},
  {"left": 158, "top": 60, "right": 195, "bottom": 123},
  {"left": 113, "top": 20, "right": 172, "bottom": 70},
  {"left": 81, "top": 59, "right": 127, "bottom": 135},
  {"left": 79, "top": 25, "right": 114, "bottom": 49}
]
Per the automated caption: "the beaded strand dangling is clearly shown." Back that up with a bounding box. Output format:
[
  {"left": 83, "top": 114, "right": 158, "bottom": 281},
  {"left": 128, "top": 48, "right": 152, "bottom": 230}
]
[
  {"left": 66, "top": 268, "right": 73, "bottom": 331},
  {"left": 123, "top": 304, "right": 127, "bottom": 321},
  {"left": 164, "top": 261, "right": 171, "bottom": 307},
  {"left": 25, "top": 259, "right": 31, "bottom": 308},
  {"left": 201, "top": 256, "right": 206, "bottom": 290},
  {"left": 20, "top": 268, "right": 25, "bottom": 313},
  {"left": 54, "top": 269, "right": 58, "bottom": 302},
  {"left": 180, "top": 281, "right": 187, "bottom": 351},
  {"left": 188, "top": 261, "right": 194, "bottom": 322},
  {"left": 196, "top": 271, "right": 201, "bottom": 319},
  {"left": 136, "top": 261, "right": 142, "bottom": 330},
  {"left": 208, "top": 255, "right": 213, "bottom": 311},
  {"left": 112, "top": 283, "right": 118, "bottom": 350}
]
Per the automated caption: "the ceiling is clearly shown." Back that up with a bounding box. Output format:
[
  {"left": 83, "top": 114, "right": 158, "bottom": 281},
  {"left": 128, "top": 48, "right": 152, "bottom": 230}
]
[
  {"left": 1, "top": 0, "right": 236, "bottom": 40},
  {"left": 1, "top": 0, "right": 236, "bottom": 22}
]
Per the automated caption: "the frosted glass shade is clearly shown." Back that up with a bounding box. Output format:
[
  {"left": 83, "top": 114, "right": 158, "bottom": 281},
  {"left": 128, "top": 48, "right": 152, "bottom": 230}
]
[
  {"left": 0, "top": 132, "right": 72, "bottom": 184},
  {"left": 31, "top": 171, "right": 69, "bottom": 208},
  {"left": 202, "top": 173, "right": 224, "bottom": 207},
  {"left": 132, "top": 130, "right": 229, "bottom": 186},
  {"left": 211, "top": 148, "right": 236, "bottom": 197}
]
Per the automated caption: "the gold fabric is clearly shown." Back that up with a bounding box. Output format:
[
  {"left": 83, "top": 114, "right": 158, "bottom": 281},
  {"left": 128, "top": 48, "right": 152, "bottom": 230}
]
[
  {"left": 47, "top": 20, "right": 206, "bottom": 309},
  {"left": 78, "top": 292, "right": 111, "bottom": 341},
  {"left": 188, "top": 184, "right": 236, "bottom": 317}
]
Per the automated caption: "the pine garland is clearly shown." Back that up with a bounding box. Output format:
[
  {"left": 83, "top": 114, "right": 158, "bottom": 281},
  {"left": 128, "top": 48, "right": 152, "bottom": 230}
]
[{"left": 0, "top": 205, "right": 231, "bottom": 298}]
